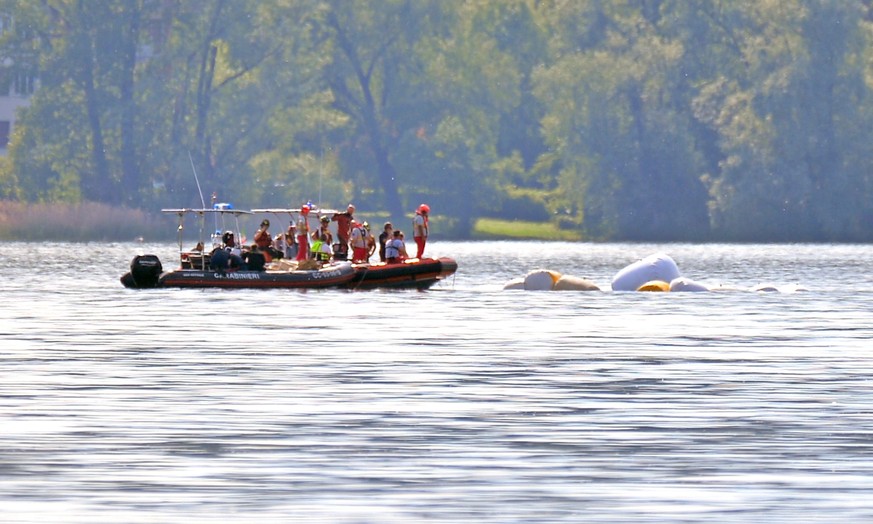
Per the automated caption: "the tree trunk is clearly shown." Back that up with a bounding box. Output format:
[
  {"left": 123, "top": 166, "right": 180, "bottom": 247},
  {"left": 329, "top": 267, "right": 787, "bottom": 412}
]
[
  {"left": 77, "top": 1, "right": 112, "bottom": 203},
  {"left": 363, "top": 106, "right": 404, "bottom": 218},
  {"left": 328, "top": 9, "right": 405, "bottom": 218},
  {"left": 195, "top": 1, "right": 225, "bottom": 182},
  {"left": 119, "top": 2, "right": 141, "bottom": 205}
]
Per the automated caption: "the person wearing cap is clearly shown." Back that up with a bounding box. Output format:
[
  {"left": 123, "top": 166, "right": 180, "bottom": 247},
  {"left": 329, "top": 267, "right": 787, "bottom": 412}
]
[
  {"left": 213, "top": 230, "right": 245, "bottom": 270},
  {"left": 254, "top": 219, "right": 272, "bottom": 249},
  {"left": 314, "top": 215, "right": 334, "bottom": 246},
  {"left": 413, "top": 203, "right": 430, "bottom": 259},
  {"left": 295, "top": 204, "right": 311, "bottom": 261},
  {"left": 331, "top": 203, "right": 355, "bottom": 259},
  {"left": 350, "top": 220, "right": 369, "bottom": 263},
  {"left": 378, "top": 222, "right": 393, "bottom": 262},
  {"left": 253, "top": 218, "right": 278, "bottom": 262}
]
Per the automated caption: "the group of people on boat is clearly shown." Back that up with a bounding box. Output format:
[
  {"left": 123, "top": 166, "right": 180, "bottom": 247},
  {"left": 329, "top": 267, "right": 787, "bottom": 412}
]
[
  {"left": 207, "top": 202, "right": 430, "bottom": 272},
  {"left": 210, "top": 229, "right": 269, "bottom": 272}
]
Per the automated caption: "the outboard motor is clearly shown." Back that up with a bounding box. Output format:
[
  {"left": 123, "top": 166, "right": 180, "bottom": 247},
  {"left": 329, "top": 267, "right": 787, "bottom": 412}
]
[{"left": 127, "top": 254, "right": 163, "bottom": 288}]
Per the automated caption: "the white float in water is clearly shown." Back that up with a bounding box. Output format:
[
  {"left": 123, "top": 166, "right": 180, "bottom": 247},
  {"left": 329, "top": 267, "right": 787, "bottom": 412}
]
[
  {"left": 502, "top": 277, "right": 526, "bottom": 290},
  {"left": 523, "top": 269, "right": 562, "bottom": 291},
  {"left": 669, "top": 277, "right": 709, "bottom": 292},
  {"left": 611, "top": 253, "right": 681, "bottom": 291},
  {"left": 554, "top": 275, "right": 601, "bottom": 291}
]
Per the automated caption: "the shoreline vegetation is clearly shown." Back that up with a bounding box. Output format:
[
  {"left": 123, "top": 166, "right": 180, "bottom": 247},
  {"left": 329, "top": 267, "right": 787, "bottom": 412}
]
[
  {"left": 0, "top": 201, "right": 173, "bottom": 242},
  {"left": 0, "top": 201, "right": 578, "bottom": 242}
]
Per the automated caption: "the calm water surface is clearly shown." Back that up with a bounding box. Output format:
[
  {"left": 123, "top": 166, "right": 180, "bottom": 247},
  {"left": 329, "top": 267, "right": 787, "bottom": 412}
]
[{"left": 2, "top": 241, "right": 873, "bottom": 523}]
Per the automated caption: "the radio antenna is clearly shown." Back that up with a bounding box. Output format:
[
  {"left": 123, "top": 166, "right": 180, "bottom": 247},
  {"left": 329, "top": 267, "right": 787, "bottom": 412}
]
[
  {"left": 318, "top": 146, "right": 324, "bottom": 208},
  {"left": 188, "top": 150, "right": 206, "bottom": 209}
]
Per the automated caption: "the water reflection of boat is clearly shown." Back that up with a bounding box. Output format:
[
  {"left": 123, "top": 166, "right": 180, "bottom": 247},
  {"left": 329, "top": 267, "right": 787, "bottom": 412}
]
[{"left": 120, "top": 205, "right": 356, "bottom": 289}]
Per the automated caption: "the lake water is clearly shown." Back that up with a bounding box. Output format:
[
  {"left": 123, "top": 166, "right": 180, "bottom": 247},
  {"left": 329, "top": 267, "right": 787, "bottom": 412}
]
[{"left": 2, "top": 240, "right": 873, "bottom": 523}]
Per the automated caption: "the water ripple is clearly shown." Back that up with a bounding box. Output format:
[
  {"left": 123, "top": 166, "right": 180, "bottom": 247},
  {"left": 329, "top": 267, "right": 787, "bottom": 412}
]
[{"left": 2, "top": 241, "right": 873, "bottom": 522}]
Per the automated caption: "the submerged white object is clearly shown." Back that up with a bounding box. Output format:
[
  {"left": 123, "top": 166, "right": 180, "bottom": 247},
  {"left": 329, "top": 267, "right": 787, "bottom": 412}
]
[
  {"left": 611, "top": 253, "right": 681, "bottom": 291},
  {"left": 669, "top": 277, "right": 709, "bottom": 292},
  {"left": 523, "top": 269, "right": 562, "bottom": 291},
  {"left": 503, "top": 277, "right": 526, "bottom": 290},
  {"left": 553, "top": 275, "right": 601, "bottom": 291}
]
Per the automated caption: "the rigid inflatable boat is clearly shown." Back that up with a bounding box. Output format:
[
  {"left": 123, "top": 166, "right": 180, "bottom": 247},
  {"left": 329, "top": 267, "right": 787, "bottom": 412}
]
[
  {"left": 120, "top": 203, "right": 457, "bottom": 291},
  {"left": 347, "top": 257, "right": 458, "bottom": 290},
  {"left": 121, "top": 204, "right": 357, "bottom": 290}
]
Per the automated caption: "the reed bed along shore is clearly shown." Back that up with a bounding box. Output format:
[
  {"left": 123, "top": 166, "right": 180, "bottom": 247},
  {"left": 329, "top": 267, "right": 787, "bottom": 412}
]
[
  {"left": 0, "top": 200, "right": 581, "bottom": 243},
  {"left": 0, "top": 201, "right": 174, "bottom": 242}
]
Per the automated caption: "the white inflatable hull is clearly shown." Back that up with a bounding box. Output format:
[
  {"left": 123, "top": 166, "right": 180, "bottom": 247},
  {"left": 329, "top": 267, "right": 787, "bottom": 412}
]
[{"left": 611, "top": 253, "right": 681, "bottom": 292}]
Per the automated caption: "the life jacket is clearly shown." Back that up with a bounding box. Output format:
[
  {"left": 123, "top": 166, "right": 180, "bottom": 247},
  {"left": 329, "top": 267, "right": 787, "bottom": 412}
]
[
  {"left": 311, "top": 240, "right": 331, "bottom": 261},
  {"left": 385, "top": 238, "right": 403, "bottom": 259}
]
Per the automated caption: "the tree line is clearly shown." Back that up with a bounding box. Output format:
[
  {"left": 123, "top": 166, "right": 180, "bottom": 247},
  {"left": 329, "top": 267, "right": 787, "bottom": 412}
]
[{"left": 1, "top": 0, "right": 872, "bottom": 241}]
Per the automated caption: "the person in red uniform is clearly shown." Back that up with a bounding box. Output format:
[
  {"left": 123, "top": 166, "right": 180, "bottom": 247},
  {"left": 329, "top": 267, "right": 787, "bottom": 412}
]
[
  {"left": 412, "top": 203, "right": 429, "bottom": 259},
  {"left": 295, "top": 205, "right": 311, "bottom": 261},
  {"left": 350, "top": 221, "right": 369, "bottom": 263}
]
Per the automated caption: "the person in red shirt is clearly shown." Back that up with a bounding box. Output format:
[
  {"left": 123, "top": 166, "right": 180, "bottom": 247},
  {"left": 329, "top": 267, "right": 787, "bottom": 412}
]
[{"left": 331, "top": 203, "right": 355, "bottom": 260}]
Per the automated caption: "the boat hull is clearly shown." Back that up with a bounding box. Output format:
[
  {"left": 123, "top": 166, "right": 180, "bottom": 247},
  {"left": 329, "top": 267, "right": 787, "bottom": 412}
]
[
  {"left": 347, "top": 257, "right": 458, "bottom": 290},
  {"left": 121, "top": 257, "right": 356, "bottom": 289}
]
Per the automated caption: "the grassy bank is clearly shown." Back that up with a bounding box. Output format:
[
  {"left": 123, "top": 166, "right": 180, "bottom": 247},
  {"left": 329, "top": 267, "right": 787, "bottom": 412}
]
[{"left": 472, "top": 217, "right": 582, "bottom": 241}]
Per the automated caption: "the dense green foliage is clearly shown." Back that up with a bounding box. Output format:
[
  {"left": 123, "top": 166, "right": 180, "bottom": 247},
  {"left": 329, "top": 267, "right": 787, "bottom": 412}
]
[{"left": 1, "top": 0, "right": 873, "bottom": 241}]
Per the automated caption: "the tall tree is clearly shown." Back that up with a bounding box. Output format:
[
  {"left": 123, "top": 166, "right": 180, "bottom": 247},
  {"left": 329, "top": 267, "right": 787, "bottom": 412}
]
[
  {"left": 535, "top": 1, "right": 709, "bottom": 240},
  {"left": 394, "top": 0, "right": 529, "bottom": 235},
  {"left": 693, "top": 0, "right": 873, "bottom": 240},
  {"left": 316, "top": 0, "right": 449, "bottom": 218}
]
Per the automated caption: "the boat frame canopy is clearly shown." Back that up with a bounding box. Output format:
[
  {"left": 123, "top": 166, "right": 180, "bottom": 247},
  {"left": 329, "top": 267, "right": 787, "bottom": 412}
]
[{"left": 163, "top": 206, "right": 254, "bottom": 268}]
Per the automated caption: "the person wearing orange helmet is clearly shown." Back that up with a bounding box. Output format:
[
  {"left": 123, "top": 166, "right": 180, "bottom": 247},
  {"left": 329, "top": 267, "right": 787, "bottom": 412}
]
[{"left": 413, "top": 203, "right": 430, "bottom": 259}]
